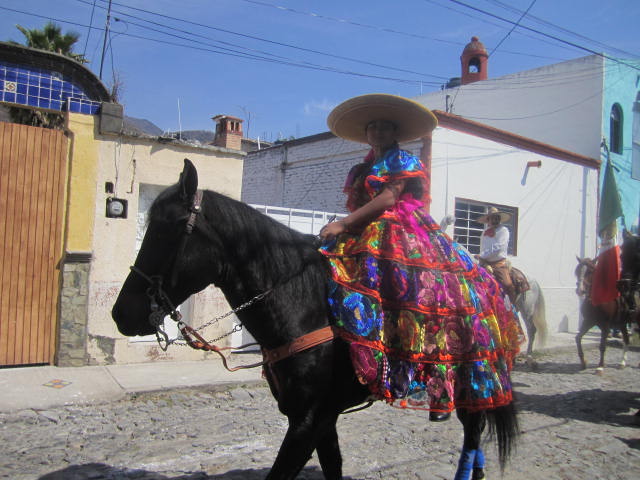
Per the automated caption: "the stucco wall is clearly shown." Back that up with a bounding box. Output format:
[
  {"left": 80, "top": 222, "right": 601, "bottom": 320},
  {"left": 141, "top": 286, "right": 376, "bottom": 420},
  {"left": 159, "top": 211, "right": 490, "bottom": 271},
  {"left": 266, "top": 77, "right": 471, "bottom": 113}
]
[
  {"left": 66, "top": 113, "right": 99, "bottom": 252},
  {"left": 243, "top": 127, "right": 599, "bottom": 336},
  {"left": 603, "top": 57, "right": 640, "bottom": 233},
  {"left": 429, "top": 127, "right": 598, "bottom": 333},
  {"left": 415, "top": 55, "right": 605, "bottom": 160},
  {"left": 86, "top": 136, "right": 245, "bottom": 365}
]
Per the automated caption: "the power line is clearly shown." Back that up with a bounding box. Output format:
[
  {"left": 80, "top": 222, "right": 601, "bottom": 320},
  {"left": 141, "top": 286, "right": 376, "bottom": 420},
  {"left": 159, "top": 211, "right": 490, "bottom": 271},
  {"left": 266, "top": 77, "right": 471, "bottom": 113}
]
[
  {"left": 82, "top": 0, "right": 97, "bottom": 57},
  {"left": 489, "top": 0, "right": 537, "bottom": 57},
  {"left": 0, "top": 5, "right": 441, "bottom": 87},
  {"left": 445, "top": 0, "right": 640, "bottom": 71},
  {"left": 242, "top": 0, "right": 574, "bottom": 62},
  {"left": 481, "top": 0, "right": 640, "bottom": 59},
  {"left": 81, "top": 0, "right": 449, "bottom": 81}
]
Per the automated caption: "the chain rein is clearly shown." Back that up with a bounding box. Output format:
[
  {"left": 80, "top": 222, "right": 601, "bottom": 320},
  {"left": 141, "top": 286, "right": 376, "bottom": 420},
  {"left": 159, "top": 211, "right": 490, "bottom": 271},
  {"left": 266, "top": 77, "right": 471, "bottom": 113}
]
[{"left": 130, "top": 190, "right": 271, "bottom": 371}]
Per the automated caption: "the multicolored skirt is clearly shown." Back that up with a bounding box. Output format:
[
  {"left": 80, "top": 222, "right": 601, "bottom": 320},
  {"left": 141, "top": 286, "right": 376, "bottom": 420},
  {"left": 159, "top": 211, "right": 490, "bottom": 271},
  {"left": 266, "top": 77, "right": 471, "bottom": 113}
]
[{"left": 320, "top": 198, "right": 523, "bottom": 412}]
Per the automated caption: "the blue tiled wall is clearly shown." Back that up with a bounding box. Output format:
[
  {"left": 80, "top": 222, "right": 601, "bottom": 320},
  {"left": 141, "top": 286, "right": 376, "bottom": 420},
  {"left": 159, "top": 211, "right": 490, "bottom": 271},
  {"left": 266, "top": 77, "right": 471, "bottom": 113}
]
[{"left": 0, "top": 60, "right": 101, "bottom": 115}]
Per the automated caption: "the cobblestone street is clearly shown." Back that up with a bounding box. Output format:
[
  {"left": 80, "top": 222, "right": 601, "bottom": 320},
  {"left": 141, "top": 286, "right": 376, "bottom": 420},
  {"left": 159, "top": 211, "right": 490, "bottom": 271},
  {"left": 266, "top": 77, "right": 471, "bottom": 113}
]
[{"left": 1, "top": 344, "right": 639, "bottom": 480}]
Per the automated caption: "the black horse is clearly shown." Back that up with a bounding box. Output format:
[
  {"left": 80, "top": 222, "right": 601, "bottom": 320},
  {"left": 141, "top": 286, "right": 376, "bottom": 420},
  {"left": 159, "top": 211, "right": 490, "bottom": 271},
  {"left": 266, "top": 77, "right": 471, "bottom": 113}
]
[
  {"left": 619, "top": 230, "right": 640, "bottom": 327},
  {"left": 112, "top": 159, "right": 518, "bottom": 480}
]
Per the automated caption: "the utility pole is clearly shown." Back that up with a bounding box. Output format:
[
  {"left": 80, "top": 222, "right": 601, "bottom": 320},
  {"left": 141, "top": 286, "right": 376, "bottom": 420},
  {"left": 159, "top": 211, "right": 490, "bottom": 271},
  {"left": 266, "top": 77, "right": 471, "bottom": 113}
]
[{"left": 99, "top": 0, "right": 113, "bottom": 80}]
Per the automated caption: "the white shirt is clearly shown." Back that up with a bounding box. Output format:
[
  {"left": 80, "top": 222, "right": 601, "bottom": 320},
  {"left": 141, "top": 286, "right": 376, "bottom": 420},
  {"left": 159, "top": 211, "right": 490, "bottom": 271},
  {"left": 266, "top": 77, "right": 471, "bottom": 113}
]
[{"left": 479, "top": 224, "right": 510, "bottom": 262}]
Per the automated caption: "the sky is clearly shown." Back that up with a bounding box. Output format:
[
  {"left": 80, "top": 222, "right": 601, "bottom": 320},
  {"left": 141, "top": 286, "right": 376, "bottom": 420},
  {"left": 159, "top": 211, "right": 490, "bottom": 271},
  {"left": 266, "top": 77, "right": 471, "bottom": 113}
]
[{"left": 1, "top": 0, "right": 639, "bottom": 141}]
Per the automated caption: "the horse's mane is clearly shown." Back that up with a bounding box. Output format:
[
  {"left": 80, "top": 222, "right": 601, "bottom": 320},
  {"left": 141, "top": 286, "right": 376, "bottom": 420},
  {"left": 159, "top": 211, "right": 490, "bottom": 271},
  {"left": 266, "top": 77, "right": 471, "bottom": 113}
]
[{"left": 150, "top": 184, "right": 326, "bottom": 290}]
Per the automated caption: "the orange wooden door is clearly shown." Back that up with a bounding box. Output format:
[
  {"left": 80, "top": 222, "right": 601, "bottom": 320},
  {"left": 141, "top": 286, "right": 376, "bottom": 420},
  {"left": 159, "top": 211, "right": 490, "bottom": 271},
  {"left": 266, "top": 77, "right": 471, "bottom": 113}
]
[{"left": 0, "top": 123, "right": 67, "bottom": 366}]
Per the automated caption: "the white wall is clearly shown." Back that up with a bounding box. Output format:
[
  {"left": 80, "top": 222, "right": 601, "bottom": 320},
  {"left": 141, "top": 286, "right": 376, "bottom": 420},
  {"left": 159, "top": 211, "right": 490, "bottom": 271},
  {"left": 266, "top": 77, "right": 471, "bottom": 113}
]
[
  {"left": 87, "top": 137, "right": 245, "bottom": 364},
  {"left": 244, "top": 127, "right": 599, "bottom": 337},
  {"left": 429, "top": 127, "right": 599, "bottom": 333},
  {"left": 415, "top": 55, "right": 605, "bottom": 159}
]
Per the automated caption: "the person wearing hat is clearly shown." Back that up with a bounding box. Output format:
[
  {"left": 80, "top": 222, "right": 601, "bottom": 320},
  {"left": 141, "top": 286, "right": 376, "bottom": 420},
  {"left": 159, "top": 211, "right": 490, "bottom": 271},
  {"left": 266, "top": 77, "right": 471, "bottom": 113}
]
[
  {"left": 318, "top": 94, "right": 522, "bottom": 432},
  {"left": 476, "top": 207, "right": 516, "bottom": 304}
]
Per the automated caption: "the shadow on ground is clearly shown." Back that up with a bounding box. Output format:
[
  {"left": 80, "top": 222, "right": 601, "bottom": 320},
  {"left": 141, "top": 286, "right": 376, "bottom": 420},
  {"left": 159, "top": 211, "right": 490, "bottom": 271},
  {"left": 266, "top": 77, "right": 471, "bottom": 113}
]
[
  {"left": 38, "top": 463, "right": 356, "bottom": 480},
  {"left": 514, "top": 339, "right": 640, "bottom": 375},
  {"left": 515, "top": 388, "right": 640, "bottom": 427}
]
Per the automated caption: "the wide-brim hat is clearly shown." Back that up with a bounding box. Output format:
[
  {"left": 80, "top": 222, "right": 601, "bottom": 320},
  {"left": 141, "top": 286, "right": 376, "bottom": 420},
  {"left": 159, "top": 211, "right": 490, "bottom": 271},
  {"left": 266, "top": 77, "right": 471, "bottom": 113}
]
[
  {"left": 477, "top": 207, "right": 511, "bottom": 224},
  {"left": 327, "top": 93, "right": 438, "bottom": 144}
]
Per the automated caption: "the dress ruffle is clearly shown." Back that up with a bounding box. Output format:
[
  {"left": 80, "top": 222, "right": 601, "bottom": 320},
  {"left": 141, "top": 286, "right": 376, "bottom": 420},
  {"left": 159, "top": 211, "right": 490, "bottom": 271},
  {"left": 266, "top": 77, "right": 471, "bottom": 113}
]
[{"left": 321, "top": 148, "right": 523, "bottom": 412}]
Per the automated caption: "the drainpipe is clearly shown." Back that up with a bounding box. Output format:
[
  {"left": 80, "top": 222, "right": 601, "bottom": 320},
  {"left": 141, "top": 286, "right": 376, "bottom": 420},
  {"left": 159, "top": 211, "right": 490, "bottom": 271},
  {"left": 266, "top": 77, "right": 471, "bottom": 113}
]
[
  {"left": 580, "top": 167, "right": 589, "bottom": 259},
  {"left": 279, "top": 143, "right": 289, "bottom": 206},
  {"left": 420, "top": 132, "right": 433, "bottom": 213}
]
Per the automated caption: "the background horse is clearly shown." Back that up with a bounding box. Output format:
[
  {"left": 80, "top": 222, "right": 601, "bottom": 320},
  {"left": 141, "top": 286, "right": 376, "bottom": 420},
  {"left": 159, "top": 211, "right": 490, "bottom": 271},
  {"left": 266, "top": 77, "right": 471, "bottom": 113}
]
[
  {"left": 514, "top": 276, "right": 547, "bottom": 361},
  {"left": 112, "top": 159, "right": 518, "bottom": 480},
  {"left": 439, "top": 215, "right": 547, "bottom": 361},
  {"left": 619, "top": 230, "right": 640, "bottom": 330},
  {"left": 575, "top": 256, "right": 631, "bottom": 372}
]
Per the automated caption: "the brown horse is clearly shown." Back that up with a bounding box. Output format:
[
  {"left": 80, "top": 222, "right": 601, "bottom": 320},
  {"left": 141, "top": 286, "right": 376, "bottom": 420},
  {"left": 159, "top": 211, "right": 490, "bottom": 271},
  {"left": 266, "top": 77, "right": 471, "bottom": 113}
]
[{"left": 574, "top": 256, "right": 631, "bottom": 372}]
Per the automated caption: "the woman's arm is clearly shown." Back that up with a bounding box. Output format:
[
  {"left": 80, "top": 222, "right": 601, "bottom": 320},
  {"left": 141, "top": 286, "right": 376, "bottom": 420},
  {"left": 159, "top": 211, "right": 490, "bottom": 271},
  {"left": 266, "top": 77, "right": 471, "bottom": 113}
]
[{"left": 320, "top": 178, "right": 406, "bottom": 240}]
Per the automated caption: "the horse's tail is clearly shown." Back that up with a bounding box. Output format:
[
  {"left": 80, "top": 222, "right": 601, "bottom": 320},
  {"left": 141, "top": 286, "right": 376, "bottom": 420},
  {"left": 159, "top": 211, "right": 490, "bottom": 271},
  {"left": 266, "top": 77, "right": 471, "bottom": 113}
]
[
  {"left": 485, "top": 402, "right": 519, "bottom": 472},
  {"left": 532, "top": 284, "right": 548, "bottom": 349}
]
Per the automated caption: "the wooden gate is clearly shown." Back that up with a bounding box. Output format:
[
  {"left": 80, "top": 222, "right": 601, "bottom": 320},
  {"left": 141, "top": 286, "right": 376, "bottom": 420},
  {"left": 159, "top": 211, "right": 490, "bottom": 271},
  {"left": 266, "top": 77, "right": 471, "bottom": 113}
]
[{"left": 0, "top": 123, "right": 67, "bottom": 366}]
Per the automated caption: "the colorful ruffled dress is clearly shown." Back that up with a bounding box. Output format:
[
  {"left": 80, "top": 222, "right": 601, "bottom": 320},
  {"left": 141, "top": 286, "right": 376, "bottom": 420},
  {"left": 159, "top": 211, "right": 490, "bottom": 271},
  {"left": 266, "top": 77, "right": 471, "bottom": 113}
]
[{"left": 320, "top": 146, "right": 523, "bottom": 413}]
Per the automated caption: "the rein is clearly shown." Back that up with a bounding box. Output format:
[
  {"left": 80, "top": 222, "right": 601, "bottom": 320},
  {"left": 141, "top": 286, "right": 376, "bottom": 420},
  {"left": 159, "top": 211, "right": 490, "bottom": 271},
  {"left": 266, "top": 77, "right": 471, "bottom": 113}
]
[{"left": 130, "top": 190, "right": 338, "bottom": 371}]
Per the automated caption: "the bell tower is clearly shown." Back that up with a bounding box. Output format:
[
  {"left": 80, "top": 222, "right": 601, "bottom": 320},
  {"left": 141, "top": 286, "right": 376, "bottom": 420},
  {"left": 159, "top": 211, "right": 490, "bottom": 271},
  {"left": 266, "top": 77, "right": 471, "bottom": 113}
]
[{"left": 460, "top": 36, "right": 488, "bottom": 85}]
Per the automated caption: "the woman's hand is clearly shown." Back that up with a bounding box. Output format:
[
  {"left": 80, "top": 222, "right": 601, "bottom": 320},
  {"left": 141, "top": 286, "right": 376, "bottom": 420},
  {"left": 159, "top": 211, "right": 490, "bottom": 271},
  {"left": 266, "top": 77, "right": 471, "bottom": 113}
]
[{"left": 319, "top": 220, "right": 347, "bottom": 241}]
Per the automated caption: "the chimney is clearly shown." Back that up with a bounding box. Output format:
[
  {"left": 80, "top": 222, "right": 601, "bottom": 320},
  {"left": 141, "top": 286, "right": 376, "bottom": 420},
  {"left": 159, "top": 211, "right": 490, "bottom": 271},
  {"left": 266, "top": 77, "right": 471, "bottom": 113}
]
[
  {"left": 212, "top": 115, "right": 243, "bottom": 150},
  {"left": 460, "top": 36, "right": 488, "bottom": 85}
]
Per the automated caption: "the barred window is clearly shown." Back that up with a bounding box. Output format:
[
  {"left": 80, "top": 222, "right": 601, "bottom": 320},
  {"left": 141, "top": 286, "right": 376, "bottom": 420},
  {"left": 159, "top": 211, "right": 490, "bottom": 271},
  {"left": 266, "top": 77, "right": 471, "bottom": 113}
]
[{"left": 452, "top": 199, "right": 518, "bottom": 256}]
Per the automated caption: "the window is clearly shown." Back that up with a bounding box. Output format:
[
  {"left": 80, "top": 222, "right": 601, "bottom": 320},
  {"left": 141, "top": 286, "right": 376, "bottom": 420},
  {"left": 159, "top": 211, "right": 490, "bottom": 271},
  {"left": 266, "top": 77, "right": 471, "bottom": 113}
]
[
  {"left": 452, "top": 199, "right": 518, "bottom": 256},
  {"left": 610, "top": 103, "right": 623, "bottom": 154}
]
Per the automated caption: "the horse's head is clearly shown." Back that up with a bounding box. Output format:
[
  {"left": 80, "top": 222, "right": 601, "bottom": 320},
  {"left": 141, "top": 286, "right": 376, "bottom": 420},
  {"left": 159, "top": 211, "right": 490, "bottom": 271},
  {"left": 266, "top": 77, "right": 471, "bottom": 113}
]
[
  {"left": 112, "top": 159, "right": 217, "bottom": 337},
  {"left": 575, "top": 256, "right": 596, "bottom": 296}
]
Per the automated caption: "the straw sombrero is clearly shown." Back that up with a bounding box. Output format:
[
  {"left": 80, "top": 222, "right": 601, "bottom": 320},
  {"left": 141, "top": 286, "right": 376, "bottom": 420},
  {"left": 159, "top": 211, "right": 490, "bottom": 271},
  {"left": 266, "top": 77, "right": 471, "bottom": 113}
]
[
  {"left": 327, "top": 93, "right": 438, "bottom": 144},
  {"left": 477, "top": 207, "right": 512, "bottom": 224}
]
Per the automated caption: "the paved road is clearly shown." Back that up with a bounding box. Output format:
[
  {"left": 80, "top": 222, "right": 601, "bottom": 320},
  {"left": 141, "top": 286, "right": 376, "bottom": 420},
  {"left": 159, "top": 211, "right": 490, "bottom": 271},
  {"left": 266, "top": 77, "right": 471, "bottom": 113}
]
[{"left": 1, "top": 344, "right": 639, "bottom": 480}]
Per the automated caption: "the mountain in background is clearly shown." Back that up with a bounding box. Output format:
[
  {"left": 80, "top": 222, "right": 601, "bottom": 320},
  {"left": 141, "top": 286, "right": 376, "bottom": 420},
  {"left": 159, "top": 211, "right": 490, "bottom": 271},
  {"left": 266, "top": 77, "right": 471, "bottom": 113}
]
[
  {"left": 123, "top": 116, "right": 163, "bottom": 136},
  {"left": 124, "top": 116, "right": 214, "bottom": 144}
]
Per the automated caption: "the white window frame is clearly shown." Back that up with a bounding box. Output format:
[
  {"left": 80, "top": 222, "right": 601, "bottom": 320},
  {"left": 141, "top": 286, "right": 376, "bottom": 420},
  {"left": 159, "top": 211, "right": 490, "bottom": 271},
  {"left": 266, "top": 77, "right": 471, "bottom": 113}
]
[{"left": 452, "top": 198, "right": 518, "bottom": 256}]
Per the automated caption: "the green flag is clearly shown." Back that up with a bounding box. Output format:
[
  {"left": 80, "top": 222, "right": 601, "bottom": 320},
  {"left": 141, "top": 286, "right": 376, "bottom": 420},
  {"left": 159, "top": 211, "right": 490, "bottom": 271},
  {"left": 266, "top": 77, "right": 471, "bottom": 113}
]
[{"left": 598, "top": 159, "right": 623, "bottom": 234}]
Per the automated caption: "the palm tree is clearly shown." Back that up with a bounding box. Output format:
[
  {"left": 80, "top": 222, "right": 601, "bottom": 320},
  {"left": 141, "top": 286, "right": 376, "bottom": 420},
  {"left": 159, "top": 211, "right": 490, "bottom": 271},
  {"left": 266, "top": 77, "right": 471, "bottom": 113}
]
[
  {"left": 7, "top": 22, "right": 88, "bottom": 128},
  {"left": 13, "top": 21, "right": 87, "bottom": 63}
]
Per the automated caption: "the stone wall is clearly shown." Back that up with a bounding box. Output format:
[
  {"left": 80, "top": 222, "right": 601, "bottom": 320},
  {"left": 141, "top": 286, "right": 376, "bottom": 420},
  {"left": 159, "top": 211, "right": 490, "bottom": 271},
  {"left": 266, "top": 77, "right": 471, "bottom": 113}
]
[{"left": 57, "top": 253, "right": 91, "bottom": 367}]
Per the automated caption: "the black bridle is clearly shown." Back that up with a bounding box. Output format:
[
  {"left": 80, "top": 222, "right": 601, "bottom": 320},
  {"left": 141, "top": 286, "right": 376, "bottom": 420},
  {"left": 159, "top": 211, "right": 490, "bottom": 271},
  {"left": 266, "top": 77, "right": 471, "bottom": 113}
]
[{"left": 129, "top": 190, "right": 203, "bottom": 349}]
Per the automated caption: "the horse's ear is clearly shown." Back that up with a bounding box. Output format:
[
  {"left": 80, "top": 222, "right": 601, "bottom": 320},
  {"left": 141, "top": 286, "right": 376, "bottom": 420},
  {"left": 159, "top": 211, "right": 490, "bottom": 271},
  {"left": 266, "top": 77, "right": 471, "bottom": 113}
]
[{"left": 179, "top": 158, "right": 198, "bottom": 199}]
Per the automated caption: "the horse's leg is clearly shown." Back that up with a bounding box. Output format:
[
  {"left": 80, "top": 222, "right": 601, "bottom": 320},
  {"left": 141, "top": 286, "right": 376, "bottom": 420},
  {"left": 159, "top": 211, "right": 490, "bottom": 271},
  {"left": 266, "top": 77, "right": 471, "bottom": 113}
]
[
  {"left": 575, "top": 309, "right": 591, "bottom": 370},
  {"left": 266, "top": 408, "right": 331, "bottom": 480},
  {"left": 454, "top": 408, "right": 486, "bottom": 480},
  {"left": 596, "top": 323, "right": 610, "bottom": 373},
  {"left": 315, "top": 417, "right": 342, "bottom": 480},
  {"left": 526, "top": 320, "right": 536, "bottom": 358},
  {"left": 523, "top": 302, "right": 537, "bottom": 363},
  {"left": 619, "top": 323, "right": 630, "bottom": 369}
]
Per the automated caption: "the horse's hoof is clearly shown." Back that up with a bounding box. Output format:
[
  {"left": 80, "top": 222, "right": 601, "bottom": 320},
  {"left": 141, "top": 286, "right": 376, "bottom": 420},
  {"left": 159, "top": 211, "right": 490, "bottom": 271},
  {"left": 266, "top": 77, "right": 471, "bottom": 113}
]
[
  {"left": 619, "top": 362, "right": 626, "bottom": 369},
  {"left": 595, "top": 367, "right": 604, "bottom": 375},
  {"left": 472, "top": 467, "right": 486, "bottom": 480}
]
